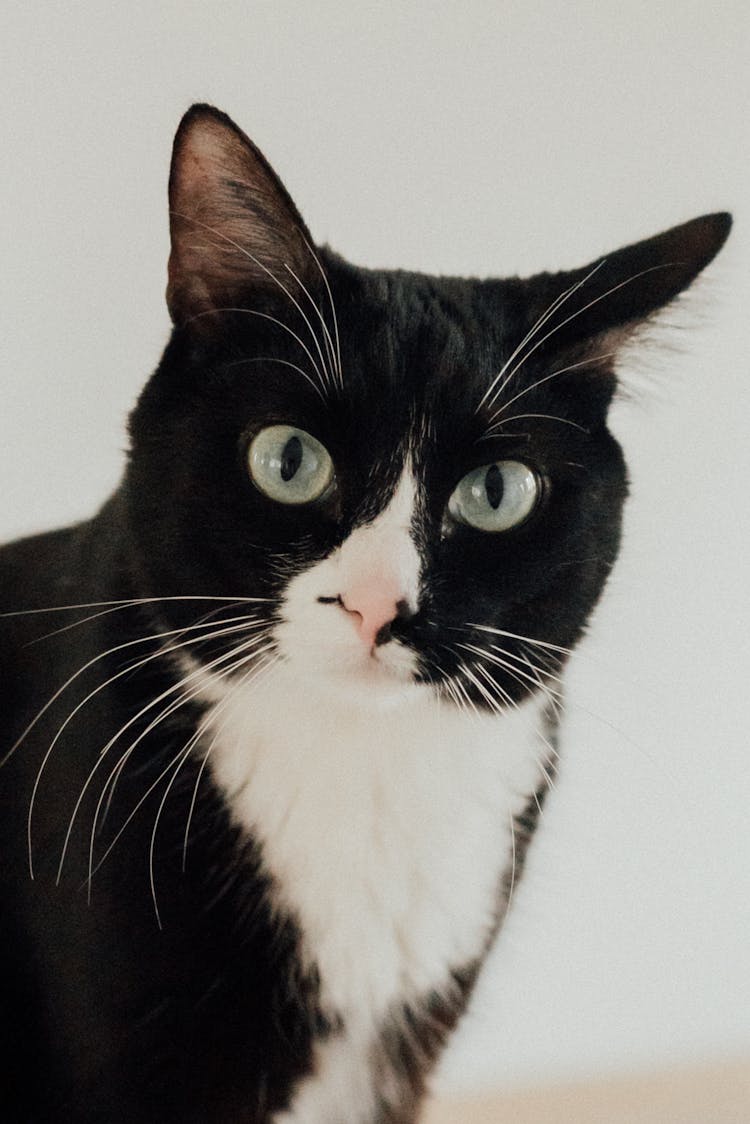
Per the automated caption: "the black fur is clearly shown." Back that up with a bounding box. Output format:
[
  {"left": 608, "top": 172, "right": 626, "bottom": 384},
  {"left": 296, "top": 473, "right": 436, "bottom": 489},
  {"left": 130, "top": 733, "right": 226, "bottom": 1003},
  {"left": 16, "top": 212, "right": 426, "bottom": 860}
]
[{"left": 0, "top": 105, "right": 730, "bottom": 1121}]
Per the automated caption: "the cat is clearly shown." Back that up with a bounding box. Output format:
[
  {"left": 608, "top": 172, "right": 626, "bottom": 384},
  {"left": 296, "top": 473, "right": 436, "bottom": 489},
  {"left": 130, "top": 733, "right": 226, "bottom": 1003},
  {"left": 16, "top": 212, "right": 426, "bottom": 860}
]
[{"left": 0, "top": 103, "right": 730, "bottom": 1123}]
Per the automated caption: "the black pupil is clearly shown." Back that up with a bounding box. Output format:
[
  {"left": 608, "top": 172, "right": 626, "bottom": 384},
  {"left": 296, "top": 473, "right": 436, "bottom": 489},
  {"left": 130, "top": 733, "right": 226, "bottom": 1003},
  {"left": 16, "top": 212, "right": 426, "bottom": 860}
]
[
  {"left": 280, "top": 436, "right": 303, "bottom": 482},
  {"left": 485, "top": 464, "right": 504, "bottom": 509}
]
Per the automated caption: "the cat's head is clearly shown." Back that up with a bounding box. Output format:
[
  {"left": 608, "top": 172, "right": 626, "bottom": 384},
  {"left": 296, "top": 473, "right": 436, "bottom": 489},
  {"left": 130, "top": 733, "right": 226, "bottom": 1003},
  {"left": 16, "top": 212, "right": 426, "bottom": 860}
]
[{"left": 125, "top": 104, "right": 730, "bottom": 710}]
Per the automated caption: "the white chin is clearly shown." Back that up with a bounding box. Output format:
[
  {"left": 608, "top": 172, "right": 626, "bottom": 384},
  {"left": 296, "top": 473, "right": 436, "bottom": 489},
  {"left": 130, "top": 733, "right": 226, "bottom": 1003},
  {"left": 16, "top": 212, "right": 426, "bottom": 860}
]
[{"left": 302, "top": 643, "right": 422, "bottom": 700}]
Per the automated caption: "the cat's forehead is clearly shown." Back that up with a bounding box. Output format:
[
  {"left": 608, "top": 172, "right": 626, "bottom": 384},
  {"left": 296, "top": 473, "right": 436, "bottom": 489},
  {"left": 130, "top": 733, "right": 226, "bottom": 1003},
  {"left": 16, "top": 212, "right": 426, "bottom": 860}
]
[{"left": 322, "top": 259, "right": 526, "bottom": 413}]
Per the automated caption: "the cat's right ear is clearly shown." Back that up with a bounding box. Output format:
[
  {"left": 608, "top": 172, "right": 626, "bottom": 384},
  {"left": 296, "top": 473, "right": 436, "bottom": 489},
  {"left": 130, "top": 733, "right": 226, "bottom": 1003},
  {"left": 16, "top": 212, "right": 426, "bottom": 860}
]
[{"left": 166, "top": 104, "right": 315, "bottom": 327}]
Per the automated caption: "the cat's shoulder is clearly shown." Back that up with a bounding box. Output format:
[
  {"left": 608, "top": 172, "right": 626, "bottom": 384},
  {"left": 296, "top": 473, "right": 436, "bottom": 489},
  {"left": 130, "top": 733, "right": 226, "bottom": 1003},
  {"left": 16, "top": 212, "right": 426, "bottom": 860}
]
[
  {"left": 0, "top": 493, "right": 128, "bottom": 622},
  {"left": 0, "top": 523, "right": 87, "bottom": 615}
]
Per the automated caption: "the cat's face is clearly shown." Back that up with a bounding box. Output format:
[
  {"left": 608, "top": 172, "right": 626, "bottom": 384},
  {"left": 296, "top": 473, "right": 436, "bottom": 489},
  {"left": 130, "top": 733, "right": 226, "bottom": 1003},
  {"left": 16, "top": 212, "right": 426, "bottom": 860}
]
[{"left": 125, "top": 105, "right": 730, "bottom": 712}]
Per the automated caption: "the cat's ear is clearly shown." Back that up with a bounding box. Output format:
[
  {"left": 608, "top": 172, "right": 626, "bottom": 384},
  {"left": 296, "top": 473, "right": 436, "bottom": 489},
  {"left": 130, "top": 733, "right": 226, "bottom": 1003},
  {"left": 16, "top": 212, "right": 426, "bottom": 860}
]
[
  {"left": 166, "top": 104, "right": 314, "bottom": 326},
  {"left": 523, "top": 211, "right": 732, "bottom": 361}
]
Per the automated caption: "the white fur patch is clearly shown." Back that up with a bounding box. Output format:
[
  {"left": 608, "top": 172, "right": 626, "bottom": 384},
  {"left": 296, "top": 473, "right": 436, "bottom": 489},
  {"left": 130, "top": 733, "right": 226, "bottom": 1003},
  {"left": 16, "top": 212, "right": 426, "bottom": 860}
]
[{"left": 192, "top": 468, "right": 548, "bottom": 1122}]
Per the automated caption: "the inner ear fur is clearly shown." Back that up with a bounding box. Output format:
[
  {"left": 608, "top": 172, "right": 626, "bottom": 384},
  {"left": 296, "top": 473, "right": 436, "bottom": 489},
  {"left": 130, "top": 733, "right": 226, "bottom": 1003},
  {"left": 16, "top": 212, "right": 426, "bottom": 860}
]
[{"left": 167, "top": 104, "right": 316, "bottom": 326}]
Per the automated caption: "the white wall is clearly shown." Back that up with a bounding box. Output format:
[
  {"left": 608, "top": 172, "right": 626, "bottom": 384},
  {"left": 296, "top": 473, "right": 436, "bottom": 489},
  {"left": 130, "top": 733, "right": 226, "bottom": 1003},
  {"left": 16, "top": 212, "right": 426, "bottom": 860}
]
[{"left": 2, "top": 0, "right": 748, "bottom": 1096}]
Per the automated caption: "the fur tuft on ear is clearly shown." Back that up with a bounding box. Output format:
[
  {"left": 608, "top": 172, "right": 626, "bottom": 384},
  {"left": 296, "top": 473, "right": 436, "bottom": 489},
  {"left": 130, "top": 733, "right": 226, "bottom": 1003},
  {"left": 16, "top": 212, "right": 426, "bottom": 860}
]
[{"left": 166, "top": 104, "right": 315, "bottom": 326}]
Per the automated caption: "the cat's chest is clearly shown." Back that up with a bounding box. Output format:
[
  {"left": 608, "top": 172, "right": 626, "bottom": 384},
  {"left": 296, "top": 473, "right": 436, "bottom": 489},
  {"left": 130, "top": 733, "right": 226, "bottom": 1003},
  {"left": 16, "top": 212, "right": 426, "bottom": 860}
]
[{"left": 201, "top": 666, "right": 545, "bottom": 1031}]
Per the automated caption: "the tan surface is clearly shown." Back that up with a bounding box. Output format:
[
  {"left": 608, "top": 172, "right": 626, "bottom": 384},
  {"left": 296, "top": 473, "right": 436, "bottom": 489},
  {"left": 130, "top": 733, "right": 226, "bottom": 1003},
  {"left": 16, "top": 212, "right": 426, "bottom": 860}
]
[{"left": 421, "top": 1059, "right": 750, "bottom": 1124}]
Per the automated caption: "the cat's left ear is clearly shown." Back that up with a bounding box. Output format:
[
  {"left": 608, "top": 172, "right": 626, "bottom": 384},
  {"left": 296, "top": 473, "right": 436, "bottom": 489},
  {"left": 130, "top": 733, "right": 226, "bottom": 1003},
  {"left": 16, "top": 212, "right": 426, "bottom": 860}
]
[
  {"left": 522, "top": 211, "right": 732, "bottom": 362},
  {"left": 166, "top": 104, "right": 315, "bottom": 326}
]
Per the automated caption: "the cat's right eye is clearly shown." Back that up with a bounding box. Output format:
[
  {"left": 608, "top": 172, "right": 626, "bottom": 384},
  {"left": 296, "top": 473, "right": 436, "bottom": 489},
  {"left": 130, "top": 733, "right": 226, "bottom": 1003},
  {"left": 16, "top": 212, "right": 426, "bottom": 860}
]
[{"left": 247, "top": 425, "right": 335, "bottom": 505}]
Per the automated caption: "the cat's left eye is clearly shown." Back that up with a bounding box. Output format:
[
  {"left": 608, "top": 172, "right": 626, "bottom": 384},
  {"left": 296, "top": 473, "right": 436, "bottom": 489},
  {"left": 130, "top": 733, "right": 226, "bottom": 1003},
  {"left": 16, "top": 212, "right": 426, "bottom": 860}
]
[
  {"left": 447, "top": 460, "right": 540, "bottom": 532},
  {"left": 248, "top": 425, "right": 334, "bottom": 505}
]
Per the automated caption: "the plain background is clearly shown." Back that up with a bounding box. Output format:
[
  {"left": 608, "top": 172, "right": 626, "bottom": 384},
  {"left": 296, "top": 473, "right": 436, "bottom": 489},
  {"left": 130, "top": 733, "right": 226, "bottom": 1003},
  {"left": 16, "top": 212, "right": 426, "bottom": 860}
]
[{"left": 2, "top": 0, "right": 748, "bottom": 1099}]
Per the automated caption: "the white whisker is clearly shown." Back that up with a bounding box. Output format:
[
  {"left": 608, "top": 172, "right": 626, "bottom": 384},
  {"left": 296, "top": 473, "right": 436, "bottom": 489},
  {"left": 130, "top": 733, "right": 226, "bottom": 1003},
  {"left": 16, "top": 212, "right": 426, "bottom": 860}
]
[
  {"left": 147, "top": 652, "right": 284, "bottom": 926},
  {"left": 476, "top": 259, "right": 607, "bottom": 413},
  {"left": 450, "top": 671, "right": 481, "bottom": 719},
  {"left": 21, "top": 615, "right": 272, "bottom": 868},
  {"left": 23, "top": 615, "right": 269, "bottom": 878},
  {"left": 73, "top": 633, "right": 276, "bottom": 890},
  {"left": 459, "top": 661, "right": 504, "bottom": 716},
  {"left": 471, "top": 660, "right": 517, "bottom": 710},
  {"left": 468, "top": 660, "right": 558, "bottom": 788},
  {"left": 460, "top": 622, "right": 575, "bottom": 659},
  {"left": 83, "top": 636, "right": 277, "bottom": 895},
  {"left": 483, "top": 351, "right": 618, "bottom": 430},
  {"left": 201, "top": 306, "right": 331, "bottom": 399},
  {"left": 303, "top": 235, "right": 343, "bottom": 387},
  {"left": 224, "top": 355, "right": 328, "bottom": 403},
  {"left": 517, "top": 644, "right": 568, "bottom": 691},
  {"left": 284, "top": 262, "right": 340, "bottom": 389},
  {"left": 519, "top": 652, "right": 565, "bottom": 719},
  {"left": 457, "top": 642, "right": 564, "bottom": 705},
  {"left": 181, "top": 650, "right": 283, "bottom": 873},
  {"left": 0, "top": 593, "right": 270, "bottom": 624},
  {"left": 171, "top": 210, "right": 337, "bottom": 395},
  {"left": 487, "top": 261, "right": 676, "bottom": 422},
  {"left": 481, "top": 412, "right": 589, "bottom": 437}
]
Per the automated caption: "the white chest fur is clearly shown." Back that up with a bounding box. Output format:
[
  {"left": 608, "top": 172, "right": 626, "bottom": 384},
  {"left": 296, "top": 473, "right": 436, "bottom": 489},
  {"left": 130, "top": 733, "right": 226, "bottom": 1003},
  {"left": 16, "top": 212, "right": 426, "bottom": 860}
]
[
  {"left": 193, "top": 466, "right": 548, "bottom": 1120},
  {"left": 202, "top": 663, "right": 546, "bottom": 1122}
]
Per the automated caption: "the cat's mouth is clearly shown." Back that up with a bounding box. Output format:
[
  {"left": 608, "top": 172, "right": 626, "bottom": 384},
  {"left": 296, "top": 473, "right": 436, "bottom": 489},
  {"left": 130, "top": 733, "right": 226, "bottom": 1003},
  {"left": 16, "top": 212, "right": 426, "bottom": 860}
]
[
  {"left": 314, "top": 594, "right": 417, "bottom": 672},
  {"left": 350, "top": 636, "right": 418, "bottom": 681},
  {"left": 307, "top": 635, "right": 420, "bottom": 690},
  {"left": 273, "top": 606, "right": 422, "bottom": 697}
]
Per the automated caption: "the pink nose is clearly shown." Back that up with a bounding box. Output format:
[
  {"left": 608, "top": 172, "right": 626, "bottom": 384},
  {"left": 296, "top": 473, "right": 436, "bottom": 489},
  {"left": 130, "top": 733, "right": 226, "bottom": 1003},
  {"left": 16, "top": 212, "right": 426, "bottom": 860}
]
[{"left": 341, "top": 586, "right": 402, "bottom": 648}]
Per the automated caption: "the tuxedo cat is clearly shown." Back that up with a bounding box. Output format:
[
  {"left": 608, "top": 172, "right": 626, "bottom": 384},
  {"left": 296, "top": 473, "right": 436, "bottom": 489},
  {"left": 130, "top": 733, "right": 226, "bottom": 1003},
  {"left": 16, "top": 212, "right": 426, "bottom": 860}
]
[{"left": 0, "top": 104, "right": 730, "bottom": 1123}]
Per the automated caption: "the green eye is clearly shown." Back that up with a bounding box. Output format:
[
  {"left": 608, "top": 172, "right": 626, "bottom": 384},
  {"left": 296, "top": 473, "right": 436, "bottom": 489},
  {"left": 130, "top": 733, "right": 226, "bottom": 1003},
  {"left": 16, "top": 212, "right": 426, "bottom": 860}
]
[
  {"left": 248, "top": 425, "right": 334, "bottom": 505},
  {"left": 448, "top": 460, "right": 540, "bottom": 532}
]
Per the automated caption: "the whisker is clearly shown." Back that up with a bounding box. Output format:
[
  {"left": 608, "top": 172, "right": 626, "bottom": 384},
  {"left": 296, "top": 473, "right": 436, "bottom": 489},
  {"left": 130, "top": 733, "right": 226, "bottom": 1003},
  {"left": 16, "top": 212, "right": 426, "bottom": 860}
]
[
  {"left": 431, "top": 647, "right": 476, "bottom": 719},
  {"left": 468, "top": 660, "right": 559, "bottom": 788},
  {"left": 202, "top": 306, "right": 332, "bottom": 399},
  {"left": 438, "top": 674, "right": 465, "bottom": 715},
  {"left": 82, "top": 636, "right": 276, "bottom": 895},
  {"left": 180, "top": 649, "right": 283, "bottom": 880},
  {"left": 0, "top": 594, "right": 270, "bottom": 623},
  {"left": 74, "top": 636, "right": 277, "bottom": 892},
  {"left": 94, "top": 613, "right": 270, "bottom": 828},
  {"left": 24, "top": 616, "right": 269, "bottom": 878},
  {"left": 459, "top": 661, "right": 504, "bottom": 715},
  {"left": 146, "top": 651, "right": 283, "bottom": 925},
  {"left": 171, "top": 210, "right": 335, "bottom": 394},
  {"left": 181, "top": 729, "right": 220, "bottom": 872},
  {"left": 90, "top": 625, "right": 275, "bottom": 821},
  {"left": 471, "top": 660, "right": 517, "bottom": 711},
  {"left": 450, "top": 672, "right": 481, "bottom": 719},
  {"left": 458, "top": 622, "right": 575, "bottom": 659},
  {"left": 284, "top": 262, "right": 340, "bottom": 388},
  {"left": 8, "top": 613, "right": 261, "bottom": 781},
  {"left": 12, "top": 608, "right": 269, "bottom": 778},
  {"left": 457, "top": 642, "right": 564, "bottom": 704},
  {"left": 481, "top": 412, "right": 590, "bottom": 437},
  {"left": 488, "top": 261, "right": 677, "bottom": 418},
  {"left": 28, "top": 596, "right": 268, "bottom": 648},
  {"left": 516, "top": 643, "right": 568, "bottom": 690},
  {"left": 302, "top": 235, "right": 343, "bottom": 387},
  {"left": 147, "top": 740, "right": 202, "bottom": 928},
  {"left": 483, "top": 351, "right": 618, "bottom": 430},
  {"left": 90, "top": 646, "right": 280, "bottom": 920},
  {"left": 476, "top": 260, "right": 607, "bottom": 413},
  {"left": 518, "top": 650, "right": 565, "bottom": 719},
  {"left": 223, "top": 355, "right": 327, "bottom": 403}
]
